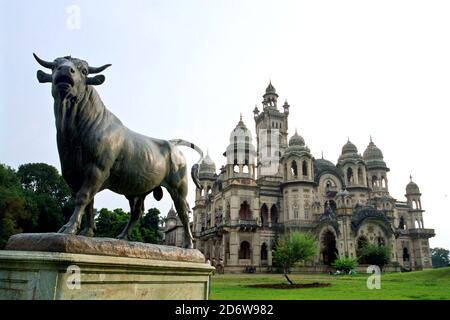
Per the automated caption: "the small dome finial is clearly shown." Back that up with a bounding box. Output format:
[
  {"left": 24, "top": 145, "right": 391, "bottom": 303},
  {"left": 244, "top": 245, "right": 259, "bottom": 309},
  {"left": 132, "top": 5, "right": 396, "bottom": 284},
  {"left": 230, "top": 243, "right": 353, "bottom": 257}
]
[
  {"left": 240, "top": 113, "right": 242, "bottom": 122},
  {"left": 410, "top": 174, "right": 412, "bottom": 181},
  {"left": 370, "top": 135, "right": 373, "bottom": 143}
]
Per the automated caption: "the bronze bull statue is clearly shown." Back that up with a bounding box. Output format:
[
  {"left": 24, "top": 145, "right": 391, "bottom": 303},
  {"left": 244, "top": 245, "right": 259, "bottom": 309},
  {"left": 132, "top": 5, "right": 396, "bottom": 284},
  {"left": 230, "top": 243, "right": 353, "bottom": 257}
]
[{"left": 33, "top": 53, "right": 202, "bottom": 248}]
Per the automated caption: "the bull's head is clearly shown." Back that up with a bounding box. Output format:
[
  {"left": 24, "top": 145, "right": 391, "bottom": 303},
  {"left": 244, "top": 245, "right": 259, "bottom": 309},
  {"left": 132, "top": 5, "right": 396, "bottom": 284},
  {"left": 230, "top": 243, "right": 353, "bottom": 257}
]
[{"left": 33, "top": 53, "right": 111, "bottom": 100}]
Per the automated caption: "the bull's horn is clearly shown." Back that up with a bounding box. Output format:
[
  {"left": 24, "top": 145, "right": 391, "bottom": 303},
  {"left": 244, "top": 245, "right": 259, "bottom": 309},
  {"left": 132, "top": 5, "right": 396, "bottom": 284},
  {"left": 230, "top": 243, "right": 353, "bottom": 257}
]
[
  {"left": 33, "top": 53, "right": 55, "bottom": 69},
  {"left": 36, "top": 70, "right": 52, "bottom": 83},
  {"left": 88, "top": 64, "right": 112, "bottom": 74}
]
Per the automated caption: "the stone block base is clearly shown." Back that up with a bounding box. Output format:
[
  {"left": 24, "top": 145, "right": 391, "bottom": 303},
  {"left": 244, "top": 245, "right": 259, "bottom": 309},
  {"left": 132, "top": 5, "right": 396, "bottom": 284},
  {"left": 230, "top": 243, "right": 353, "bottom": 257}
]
[{"left": 0, "top": 234, "right": 214, "bottom": 300}]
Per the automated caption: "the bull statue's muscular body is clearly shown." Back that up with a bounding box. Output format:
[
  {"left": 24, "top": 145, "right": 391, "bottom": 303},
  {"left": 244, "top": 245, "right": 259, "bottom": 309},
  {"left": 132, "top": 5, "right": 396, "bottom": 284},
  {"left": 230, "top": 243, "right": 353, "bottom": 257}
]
[{"left": 34, "top": 53, "right": 202, "bottom": 248}]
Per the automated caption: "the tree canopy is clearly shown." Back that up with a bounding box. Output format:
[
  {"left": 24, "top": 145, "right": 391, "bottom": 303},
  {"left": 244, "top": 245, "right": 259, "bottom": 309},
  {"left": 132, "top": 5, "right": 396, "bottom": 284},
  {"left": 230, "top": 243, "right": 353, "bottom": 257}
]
[
  {"left": 431, "top": 247, "right": 450, "bottom": 268},
  {"left": 273, "top": 232, "right": 318, "bottom": 284}
]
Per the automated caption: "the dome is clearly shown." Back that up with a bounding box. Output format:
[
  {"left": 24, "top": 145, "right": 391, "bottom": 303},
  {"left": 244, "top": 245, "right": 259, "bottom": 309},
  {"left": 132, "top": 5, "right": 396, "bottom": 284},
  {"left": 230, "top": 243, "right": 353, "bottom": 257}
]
[
  {"left": 363, "top": 138, "right": 387, "bottom": 169},
  {"left": 289, "top": 130, "right": 305, "bottom": 147},
  {"left": 199, "top": 152, "right": 216, "bottom": 173},
  {"left": 406, "top": 177, "right": 420, "bottom": 194},
  {"left": 225, "top": 115, "right": 256, "bottom": 165},
  {"left": 342, "top": 139, "right": 358, "bottom": 155},
  {"left": 338, "top": 138, "right": 363, "bottom": 164},
  {"left": 363, "top": 142, "right": 383, "bottom": 160},
  {"left": 265, "top": 81, "right": 276, "bottom": 94},
  {"left": 313, "top": 158, "right": 345, "bottom": 186}
]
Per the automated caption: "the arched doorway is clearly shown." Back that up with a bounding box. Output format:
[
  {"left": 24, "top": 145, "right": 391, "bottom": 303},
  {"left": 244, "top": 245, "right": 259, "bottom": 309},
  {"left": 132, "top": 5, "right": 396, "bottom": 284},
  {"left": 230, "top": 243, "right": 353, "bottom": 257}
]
[
  {"left": 321, "top": 230, "right": 338, "bottom": 265},
  {"left": 239, "top": 241, "right": 251, "bottom": 259}
]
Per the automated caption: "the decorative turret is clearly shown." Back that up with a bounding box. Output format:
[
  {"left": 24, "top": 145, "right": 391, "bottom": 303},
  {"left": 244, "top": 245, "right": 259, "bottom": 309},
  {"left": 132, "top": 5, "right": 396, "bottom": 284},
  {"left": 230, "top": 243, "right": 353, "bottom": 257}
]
[
  {"left": 224, "top": 115, "right": 256, "bottom": 180},
  {"left": 337, "top": 138, "right": 367, "bottom": 189},
  {"left": 281, "top": 130, "right": 313, "bottom": 182},
  {"left": 262, "top": 81, "right": 278, "bottom": 109},
  {"left": 363, "top": 137, "right": 390, "bottom": 193},
  {"left": 405, "top": 176, "right": 425, "bottom": 229}
]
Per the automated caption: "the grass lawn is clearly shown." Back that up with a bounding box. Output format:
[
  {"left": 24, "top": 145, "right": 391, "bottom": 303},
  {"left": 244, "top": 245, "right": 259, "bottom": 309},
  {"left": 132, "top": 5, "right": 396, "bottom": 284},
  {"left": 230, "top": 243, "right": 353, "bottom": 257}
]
[{"left": 211, "top": 267, "right": 450, "bottom": 300}]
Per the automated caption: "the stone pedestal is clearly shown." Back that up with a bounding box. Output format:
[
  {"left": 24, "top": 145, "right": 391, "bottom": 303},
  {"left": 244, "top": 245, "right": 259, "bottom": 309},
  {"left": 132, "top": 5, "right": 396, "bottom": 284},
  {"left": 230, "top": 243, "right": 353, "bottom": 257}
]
[{"left": 0, "top": 233, "right": 214, "bottom": 300}]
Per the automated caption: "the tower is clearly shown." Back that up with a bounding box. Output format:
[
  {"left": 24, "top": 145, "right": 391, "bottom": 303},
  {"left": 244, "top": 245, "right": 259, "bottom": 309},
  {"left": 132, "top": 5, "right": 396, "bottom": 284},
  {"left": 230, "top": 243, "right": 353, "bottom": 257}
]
[{"left": 254, "top": 82, "right": 289, "bottom": 178}]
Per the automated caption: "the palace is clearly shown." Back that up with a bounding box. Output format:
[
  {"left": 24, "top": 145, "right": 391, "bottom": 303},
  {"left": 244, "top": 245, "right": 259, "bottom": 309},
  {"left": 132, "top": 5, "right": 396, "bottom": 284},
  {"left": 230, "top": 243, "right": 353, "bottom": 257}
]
[{"left": 164, "top": 82, "right": 435, "bottom": 273}]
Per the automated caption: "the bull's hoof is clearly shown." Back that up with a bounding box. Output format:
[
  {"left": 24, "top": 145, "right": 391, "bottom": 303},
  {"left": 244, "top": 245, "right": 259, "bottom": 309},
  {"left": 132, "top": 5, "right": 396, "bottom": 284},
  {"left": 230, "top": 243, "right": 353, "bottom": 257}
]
[
  {"left": 58, "top": 223, "right": 78, "bottom": 235},
  {"left": 79, "top": 228, "right": 95, "bottom": 237}
]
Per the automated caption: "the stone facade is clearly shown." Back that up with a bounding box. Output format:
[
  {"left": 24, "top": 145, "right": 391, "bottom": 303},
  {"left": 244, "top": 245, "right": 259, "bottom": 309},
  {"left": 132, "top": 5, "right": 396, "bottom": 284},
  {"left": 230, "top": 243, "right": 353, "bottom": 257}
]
[{"left": 190, "top": 83, "right": 434, "bottom": 273}]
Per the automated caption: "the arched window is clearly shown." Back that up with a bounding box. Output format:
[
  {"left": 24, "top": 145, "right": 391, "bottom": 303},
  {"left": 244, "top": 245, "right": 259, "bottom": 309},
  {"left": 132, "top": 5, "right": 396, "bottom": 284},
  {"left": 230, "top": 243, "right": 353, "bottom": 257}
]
[
  {"left": 239, "top": 241, "right": 251, "bottom": 259},
  {"left": 398, "top": 216, "right": 406, "bottom": 230},
  {"left": 207, "top": 186, "right": 212, "bottom": 195},
  {"left": 381, "top": 177, "right": 386, "bottom": 188},
  {"left": 239, "top": 201, "right": 252, "bottom": 220},
  {"left": 302, "top": 160, "right": 308, "bottom": 176},
  {"left": 242, "top": 165, "right": 249, "bottom": 174},
  {"left": 260, "top": 204, "right": 269, "bottom": 225},
  {"left": 201, "top": 188, "right": 205, "bottom": 197},
  {"left": 357, "top": 167, "right": 363, "bottom": 185},
  {"left": 261, "top": 243, "right": 268, "bottom": 261},
  {"left": 347, "top": 167, "right": 353, "bottom": 184},
  {"left": 377, "top": 237, "right": 385, "bottom": 247},
  {"left": 291, "top": 160, "right": 298, "bottom": 177},
  {"left": 271, "top": 204, "right": 278, "bottom": 224},
  {"left": 372, "top": 175, "right": 378, "bottom": 188}
]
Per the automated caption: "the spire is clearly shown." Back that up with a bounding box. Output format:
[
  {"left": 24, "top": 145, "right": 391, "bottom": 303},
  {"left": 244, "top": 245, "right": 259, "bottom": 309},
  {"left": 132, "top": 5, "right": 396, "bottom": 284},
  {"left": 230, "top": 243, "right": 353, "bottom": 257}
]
[
  {"left": 410, "top": 174, "right": 412, "bottom": 181},
  {"left": 321, "top": 151, "right": 324, "bottom": 159}
]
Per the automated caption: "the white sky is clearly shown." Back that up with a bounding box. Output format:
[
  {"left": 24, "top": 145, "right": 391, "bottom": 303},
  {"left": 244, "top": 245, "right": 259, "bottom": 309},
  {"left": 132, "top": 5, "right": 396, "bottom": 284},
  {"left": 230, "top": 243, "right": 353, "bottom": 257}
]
[{"left": 0, "top": 0, "right": 449, "bottom": 249}]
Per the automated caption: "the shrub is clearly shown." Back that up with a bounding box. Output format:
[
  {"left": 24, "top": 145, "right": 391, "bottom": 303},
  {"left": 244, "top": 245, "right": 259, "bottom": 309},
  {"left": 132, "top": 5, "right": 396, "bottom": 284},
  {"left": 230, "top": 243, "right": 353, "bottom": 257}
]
[{"left": 332, "top": 255, "right": 358, "bottom": 273}]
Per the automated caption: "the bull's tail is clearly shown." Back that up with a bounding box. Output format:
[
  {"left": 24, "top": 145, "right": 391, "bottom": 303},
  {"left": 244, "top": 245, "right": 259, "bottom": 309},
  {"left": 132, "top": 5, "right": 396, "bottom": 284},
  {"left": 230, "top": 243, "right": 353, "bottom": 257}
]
[{"left": 169, "top": 139, "right": 203, "bottom": 190}]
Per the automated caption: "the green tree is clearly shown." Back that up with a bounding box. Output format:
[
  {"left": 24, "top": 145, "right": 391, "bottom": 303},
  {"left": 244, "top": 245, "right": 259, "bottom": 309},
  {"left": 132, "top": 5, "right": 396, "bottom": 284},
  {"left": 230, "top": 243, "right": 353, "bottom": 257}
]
[
  {"left": 358, "top": 243, "right": 391, "bottom": 271},
  {"left": 332, "top": 255, "right": 358, "bottom": 273},
  {"left": 431, "top": 248, "right": 450, "bottom": 268},
  {"left": 139, "top": 208, "right": 161, "bottom": 244},
  {"left": 273, "top": 232, "right": 318, "bottom": 284},
  {"left": 17, "top": 163, "right": 74, "bottom": 232},
  {"left": 95, "top": 208, "right": 147, "bottom": 242},
  {"left": 0, "top": 164, "right": 31, "bottom": 248}
]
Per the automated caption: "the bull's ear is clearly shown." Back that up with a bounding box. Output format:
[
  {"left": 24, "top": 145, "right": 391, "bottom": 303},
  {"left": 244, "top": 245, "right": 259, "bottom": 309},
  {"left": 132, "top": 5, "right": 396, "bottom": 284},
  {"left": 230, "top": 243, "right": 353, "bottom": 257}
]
[
  {"left": 86, "top": 75, "right": 105, "bottom": 86},
  {"left": 37, "top": 70, "right": 52, "bottom": 83}
]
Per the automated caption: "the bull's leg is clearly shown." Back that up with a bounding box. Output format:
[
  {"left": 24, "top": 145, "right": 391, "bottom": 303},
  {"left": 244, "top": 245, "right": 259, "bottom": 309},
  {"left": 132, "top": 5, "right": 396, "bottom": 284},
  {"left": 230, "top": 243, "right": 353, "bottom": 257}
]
[
  {"left": 116, "top": 196, "right": 145, "bottom": 240},
  {"left": 59, "top": 166, "right": 107, "bottom": 235},
  {"left": 167, "top": 180, "right": 194, "bottom": 249},
  {"left": 79, "top": 200, "right": 95, "bottom": 237}
]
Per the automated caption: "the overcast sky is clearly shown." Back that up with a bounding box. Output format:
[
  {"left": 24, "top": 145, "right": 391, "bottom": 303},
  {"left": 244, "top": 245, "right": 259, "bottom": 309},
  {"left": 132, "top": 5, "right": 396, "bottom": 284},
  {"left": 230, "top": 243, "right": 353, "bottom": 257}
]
[{"left": 1, "top": 0, "right": 449, "bottom": 249}]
